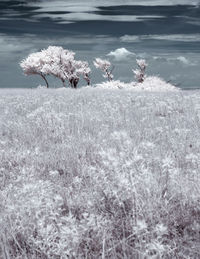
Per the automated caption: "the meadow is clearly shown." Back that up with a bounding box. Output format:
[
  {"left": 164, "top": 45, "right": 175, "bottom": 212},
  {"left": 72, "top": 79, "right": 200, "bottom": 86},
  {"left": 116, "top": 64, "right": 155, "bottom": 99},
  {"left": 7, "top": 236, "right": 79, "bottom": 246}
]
[{"left": 0, "top": 88, "right": 200, "bottom": 258}]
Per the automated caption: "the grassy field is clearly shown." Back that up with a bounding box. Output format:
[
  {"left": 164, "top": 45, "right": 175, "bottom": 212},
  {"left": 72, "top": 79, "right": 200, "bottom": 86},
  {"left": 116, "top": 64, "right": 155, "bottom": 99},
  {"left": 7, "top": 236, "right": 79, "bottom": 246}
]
[{"left": 0, "top": 88, "right": 200, "bottom": 258}]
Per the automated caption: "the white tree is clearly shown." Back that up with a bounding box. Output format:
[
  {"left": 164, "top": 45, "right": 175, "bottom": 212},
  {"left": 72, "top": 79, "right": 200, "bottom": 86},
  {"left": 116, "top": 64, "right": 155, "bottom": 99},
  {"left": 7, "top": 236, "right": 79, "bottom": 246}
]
[
  {"left": 133, "top": 59, "right": 148, "bottom": 83},
  {"left": 20, "top": 51, "right": 50, "bottom": 88},
  {"left": 21, "top": 46, "right": 91, "bottom": 88},
  {"left": 75, "top": 60, "right": 91, "bottom": 86},
  {"left": 65, "top": 60, "right": 80, "bottom": 88},
  {"left": 42, "top": 46, "right": 91, "bottom": 88},
  {"left": 42, "top": 46, "right": 92, "bottom": 88},
  {"left": 93, "top": 58, "right": 114, "bottom": 82},
  {"left": 62, "top": 59, "right": 91, "bottom": 88},
  {"left": 40, "top": 46, "right": 75, "bottom": 88}
]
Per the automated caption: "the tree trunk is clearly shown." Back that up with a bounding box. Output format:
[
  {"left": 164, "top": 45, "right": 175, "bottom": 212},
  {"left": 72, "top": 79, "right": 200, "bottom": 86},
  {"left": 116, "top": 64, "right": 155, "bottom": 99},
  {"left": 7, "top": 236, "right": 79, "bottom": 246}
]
[
  {"left": 61, "top": 79, "right": 66, "bottom": 87},
  {"left": 73, "top": 78, "right": 79, "bottom": 89},
  {"left": 86, "top": 78, "right": 90, "bottom": 85},
  {"left": 40, "top": 74, "right": 49, "bottom": 88},
  {"left": 69, "top": 79, "right": 73, "bottom": 88}
]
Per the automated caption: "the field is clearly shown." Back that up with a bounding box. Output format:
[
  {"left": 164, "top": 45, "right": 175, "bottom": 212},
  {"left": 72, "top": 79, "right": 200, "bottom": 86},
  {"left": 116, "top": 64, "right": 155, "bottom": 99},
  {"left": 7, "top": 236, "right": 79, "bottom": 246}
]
[{"left": 0, "top": 88, "right": 200, "bottom": 258}]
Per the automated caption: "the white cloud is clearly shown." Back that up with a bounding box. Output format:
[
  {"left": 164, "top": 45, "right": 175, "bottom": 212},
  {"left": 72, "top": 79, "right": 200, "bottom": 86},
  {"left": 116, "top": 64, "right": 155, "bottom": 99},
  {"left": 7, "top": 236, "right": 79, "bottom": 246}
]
[
  {"left": 148, "top": 34, "right": 200, "bottom": 42},
  {"left": 0, "top": 34, "right": 33, "bottom": 54},
  {"left": 176, "top": 56, "right": 190, "bottom": 65},
  {"left": 107, "top": 48, "right": 135, "bottom": 61},
  {"left": 29, "top": 0, "right": 197, "bottom": 23},
  {"left": 34, "top": 12, "right": 163, "bottom": 23},
  {"left": 0, "top": 33, "right": 118, "bottom": 60},
  {"left": 153, "top": 55, "right": 196, "bottom": 66},
  {"left": 121, "top": 34, "right": 200, "bottom": 43},
  {"left": 30, "top": 0, "right": 200, "bottom": 11},
  {"left": 120, "top": 35, "right": 141, "bottom": 43}
]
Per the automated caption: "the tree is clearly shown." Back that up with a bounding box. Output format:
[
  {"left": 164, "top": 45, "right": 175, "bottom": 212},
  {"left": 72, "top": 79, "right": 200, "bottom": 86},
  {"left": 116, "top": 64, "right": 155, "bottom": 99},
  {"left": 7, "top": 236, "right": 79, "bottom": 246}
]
[
  {"left": 93, "top": 58, "right": 114, "bottom": 81},
  {"left": 133, "top": 59, "right": 148, "bottom": 83},
  {"left": 64, "top": 59, "right": 79, "bottom": 88},
  {"left": 20, "top": 46, "right": 91, "bottom": 88},
  {"left": 40, "top": 46, "right": 75, "bottom": 88},
  {"left": 75, "top": 60, "right": 91, "bottom": 86},
  {"left": 20, "top": 51, "right": 50, "bottom": 88},
  {"left": 43, "top": 46, "right": 91, "bottom": 88},
  {"left": 63, "top": 59, "right": 91, "bottom": 88},
  {"left": 78, "top": 61, "right": 91, "bottom": 86},
  {"left": 41, "top": 46, "right": 91, "bottom": 88}
]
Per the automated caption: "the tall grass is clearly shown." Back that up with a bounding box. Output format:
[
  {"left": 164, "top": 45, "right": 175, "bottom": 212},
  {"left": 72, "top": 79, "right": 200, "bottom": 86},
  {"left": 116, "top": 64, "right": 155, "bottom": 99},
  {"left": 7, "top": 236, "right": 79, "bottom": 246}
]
[{"left": 0, "top": 88, "right": 200, "bottom": 258}]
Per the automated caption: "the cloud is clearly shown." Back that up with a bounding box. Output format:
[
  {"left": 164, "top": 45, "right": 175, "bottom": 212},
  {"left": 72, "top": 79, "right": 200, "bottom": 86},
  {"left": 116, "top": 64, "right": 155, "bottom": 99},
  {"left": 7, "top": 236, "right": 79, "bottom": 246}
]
[
  {"left": 120, "top": 35, "right": 141, "bottom": 43},
  {"left": 120, "top": 34, "right": 200, "bottom": 43},
  {"left": 0, "top": 33, "right": 119, "bottom": 63},
  {"left": 29, "top": 0, "right": 196, "bottom": 24},
  {"left": 0, "top": 34, "right": 34, "bottom": 55},
  {"left": 33, "top": 12, "right": 163, "bottom": 23},
  {"left": 107, "top": 48, "right": 135, "bottom": 61},
  {"left": 153, "top": 55, "right": 196, "bottom": 66},
  {"left": 147, "top": 34, "right": 200, "bottom": 42},
  {"left": 30, "top": 0, "right": 200, "bottom": 10},
  {"left": 2, "top": 0, "right": 199, "bottom": 26},
  {"left": 176, "top": 56, "right": 190, "bottom": 65}
]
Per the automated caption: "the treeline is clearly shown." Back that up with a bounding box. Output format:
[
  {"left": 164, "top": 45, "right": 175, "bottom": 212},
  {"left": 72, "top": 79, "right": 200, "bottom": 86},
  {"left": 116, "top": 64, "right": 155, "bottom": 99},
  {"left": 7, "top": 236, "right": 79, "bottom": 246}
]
[{"left": 20, "top": 45, "right": 147, "bottom": 88}]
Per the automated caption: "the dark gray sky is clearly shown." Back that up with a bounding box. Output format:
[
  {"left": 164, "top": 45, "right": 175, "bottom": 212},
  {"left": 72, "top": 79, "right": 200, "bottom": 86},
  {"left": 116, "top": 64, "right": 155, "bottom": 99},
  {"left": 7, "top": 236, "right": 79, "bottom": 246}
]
[{"left": 0, "top": 0, "right": 200, "bottom": 88}]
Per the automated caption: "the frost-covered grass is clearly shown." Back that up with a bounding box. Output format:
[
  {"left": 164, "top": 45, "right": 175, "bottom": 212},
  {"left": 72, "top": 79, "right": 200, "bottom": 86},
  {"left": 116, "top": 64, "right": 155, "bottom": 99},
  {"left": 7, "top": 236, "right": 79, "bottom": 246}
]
[
  {"left": 0, "top": 88, "right": 200, "bottom": 258},
  {"left": 95, "top": 76, "right": 179, "bottom": 91}
]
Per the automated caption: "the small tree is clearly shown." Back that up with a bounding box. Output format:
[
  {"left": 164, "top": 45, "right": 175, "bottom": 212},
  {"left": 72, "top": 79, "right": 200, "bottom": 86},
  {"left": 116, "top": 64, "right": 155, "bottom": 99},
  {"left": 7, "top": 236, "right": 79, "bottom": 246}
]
[
  {"left": 133, "top": 59, "right": 148, "bottom": 83},
  {"left": 75, "top": 60, "right": 91, "bottom": 86},
  {"left": 64, "top": 60, "right": 79, "bottom": 88},
  {"left": 79, "top": 61, "right": 91, "bottom": 86},
  {"left": 63, "top": 60, "right": 91, "bottom": 88},
  {"left": 41, "top": 46, "right": 75, "bottom": 88},
  {"left": 20, "top": 52, "right": 50, "bottom": 88},
  {"left": 93, "top": 58, "right": 114, "bottom": 81}
]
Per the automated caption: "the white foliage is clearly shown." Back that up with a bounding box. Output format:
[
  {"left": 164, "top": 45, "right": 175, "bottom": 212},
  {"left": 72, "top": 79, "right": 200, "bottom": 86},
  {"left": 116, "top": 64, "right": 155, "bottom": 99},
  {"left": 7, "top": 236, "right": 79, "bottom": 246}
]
[
  {"left": 94, "top": 76, "right": 178, "bottom": 92},
  {"left": 136, "top": 58, "right": 148, "bottom": 69},
  {"left": 20, "top": 46, "right": 91, "bottom": 88},
  {"left": 133, "top": 59, "right": 148, "bottom": 83},
  {"left": 95, "top": 80, "right": 133, "bottom": 89},
  {"left": 133, "top": 76, "right": 179, "bottom": 91},
  {"left": 20, "top": 51, "right": 50, "bottom": 88},
  {"left": 40, "top": 46, "right": 75, "bottom": 86},
  {"left": 71, "top": 60, "right": 91, "bottom": 86},
  {"left": 93, "top": 57, "right": 114, "bottom": 81}
]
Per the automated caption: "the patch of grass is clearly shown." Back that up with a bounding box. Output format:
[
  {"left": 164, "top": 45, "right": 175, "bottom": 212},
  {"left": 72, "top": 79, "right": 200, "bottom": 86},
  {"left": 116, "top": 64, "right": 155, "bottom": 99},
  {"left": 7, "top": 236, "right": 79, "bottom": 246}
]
[{"left": 0, "top": 88, "right": 200, "bottom": 258}]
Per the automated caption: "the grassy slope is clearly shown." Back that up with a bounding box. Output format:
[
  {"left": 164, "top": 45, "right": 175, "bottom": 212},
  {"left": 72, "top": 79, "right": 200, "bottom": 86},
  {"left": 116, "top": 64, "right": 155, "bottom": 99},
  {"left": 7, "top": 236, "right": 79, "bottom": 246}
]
[{"left": 0, "top": 88, "right": 200, "bottom": 258}]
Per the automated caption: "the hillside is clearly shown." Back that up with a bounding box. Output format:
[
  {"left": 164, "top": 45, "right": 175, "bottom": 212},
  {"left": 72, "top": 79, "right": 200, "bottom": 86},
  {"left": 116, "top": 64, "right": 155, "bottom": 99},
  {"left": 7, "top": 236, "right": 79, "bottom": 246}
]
[{"left": 0, "top": 88, "right": 200, "bottom": 258}]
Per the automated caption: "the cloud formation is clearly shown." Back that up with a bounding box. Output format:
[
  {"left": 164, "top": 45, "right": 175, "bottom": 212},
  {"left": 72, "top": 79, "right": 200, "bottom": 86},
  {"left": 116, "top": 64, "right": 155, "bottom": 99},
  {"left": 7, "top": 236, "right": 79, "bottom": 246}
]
[
  {"left": 121, "top": 34, "right": 200, "bottom": 42},
  {"left": 107, "top": 48, "right": 135, "bottom": 61},
  {"left": 32, "top": 0, "right": 200, "bottom": 9},
  {"left": 153, "top": 55, "right": 196, "bottom": 66},
  {"left": 29, "top": 0, "right": 199, "bottom": 23},
  {"left": 33, "top": 13, "right": 163, "bottom": 23}
]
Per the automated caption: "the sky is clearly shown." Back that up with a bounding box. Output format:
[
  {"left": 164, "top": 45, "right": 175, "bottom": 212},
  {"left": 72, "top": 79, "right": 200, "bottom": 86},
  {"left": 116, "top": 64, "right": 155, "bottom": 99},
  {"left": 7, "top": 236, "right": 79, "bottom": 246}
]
[{"left": 0, "top": 0, "right": 200, "bottom": 89}]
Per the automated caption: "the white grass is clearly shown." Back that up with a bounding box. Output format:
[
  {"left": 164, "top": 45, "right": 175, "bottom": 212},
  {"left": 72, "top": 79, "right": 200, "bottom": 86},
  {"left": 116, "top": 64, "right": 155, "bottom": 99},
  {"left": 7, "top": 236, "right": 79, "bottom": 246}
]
[
  {"left": 0, "top": 88, "right": 200, "bottom": 258},
  {"left": 95, "top": 76, "right": 179, "bottom": 91}
]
